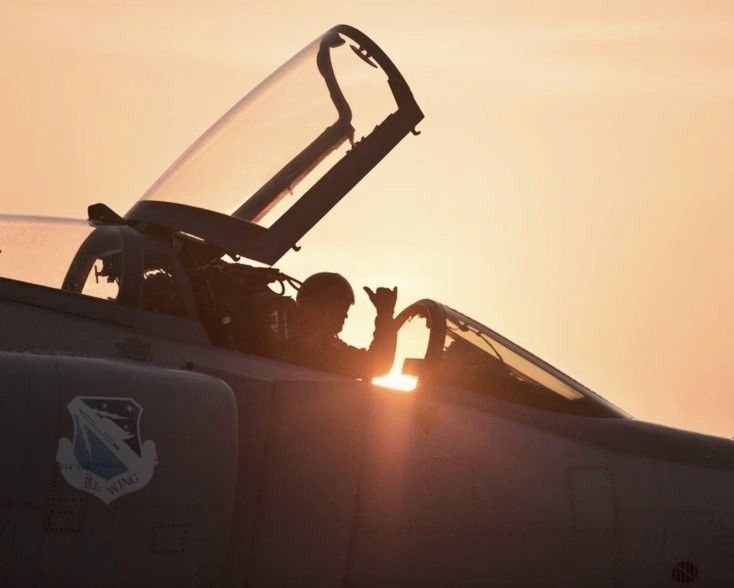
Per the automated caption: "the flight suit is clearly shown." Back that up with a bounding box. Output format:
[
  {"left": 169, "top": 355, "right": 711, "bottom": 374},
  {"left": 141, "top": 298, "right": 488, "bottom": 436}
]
[{"left": 288, "top": 313, "right": 396, "bottom": 379}]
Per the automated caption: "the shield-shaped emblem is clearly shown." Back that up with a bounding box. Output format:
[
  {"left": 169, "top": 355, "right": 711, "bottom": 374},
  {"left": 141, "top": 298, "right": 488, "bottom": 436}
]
[{"left": 56, "top": 396, "right": 158, "bottom": 504}]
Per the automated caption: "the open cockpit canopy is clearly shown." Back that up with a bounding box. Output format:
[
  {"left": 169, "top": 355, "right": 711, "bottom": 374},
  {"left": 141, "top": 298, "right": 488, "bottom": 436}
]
[{"left": 125, "top": 25, "right": 423, "bottom": 265}]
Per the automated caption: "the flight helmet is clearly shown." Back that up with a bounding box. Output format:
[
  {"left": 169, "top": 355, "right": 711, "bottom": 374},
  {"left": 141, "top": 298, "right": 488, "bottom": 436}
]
[{"left": 297, "top": 272, "right": 355, "bottom": 306}]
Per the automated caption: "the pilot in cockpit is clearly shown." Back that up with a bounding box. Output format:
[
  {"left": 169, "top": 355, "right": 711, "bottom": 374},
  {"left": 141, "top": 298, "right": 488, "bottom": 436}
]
[{"left": 288, "top": 272, "right": 397, "bottom": 379}]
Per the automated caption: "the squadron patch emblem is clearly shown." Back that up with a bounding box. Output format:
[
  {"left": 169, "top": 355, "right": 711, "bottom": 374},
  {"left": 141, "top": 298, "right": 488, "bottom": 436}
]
[{"left": 56, "top": 396, "right": 158, "bottom": 504}]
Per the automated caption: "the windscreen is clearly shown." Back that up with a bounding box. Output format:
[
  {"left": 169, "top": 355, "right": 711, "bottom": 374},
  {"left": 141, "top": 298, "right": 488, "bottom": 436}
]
[{"left": 442, "top": 308, "right": 584, "bottom": 401}]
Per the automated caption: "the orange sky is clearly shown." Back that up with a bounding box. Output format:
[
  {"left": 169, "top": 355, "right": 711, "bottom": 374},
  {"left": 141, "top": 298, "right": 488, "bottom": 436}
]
[{"left": 1, "top": 1, "right": 732, "bottom": 437}]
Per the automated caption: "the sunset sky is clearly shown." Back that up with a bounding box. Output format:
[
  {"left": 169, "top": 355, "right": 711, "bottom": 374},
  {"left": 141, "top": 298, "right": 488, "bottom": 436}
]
[{"left": 1, "top": 1, "right": 732, "bottom": 437}]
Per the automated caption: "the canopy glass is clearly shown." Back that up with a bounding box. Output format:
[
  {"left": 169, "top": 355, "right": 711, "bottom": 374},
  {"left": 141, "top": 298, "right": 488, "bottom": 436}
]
[{"left": 127, "top": 25, "right": 422, "bottom": 264}]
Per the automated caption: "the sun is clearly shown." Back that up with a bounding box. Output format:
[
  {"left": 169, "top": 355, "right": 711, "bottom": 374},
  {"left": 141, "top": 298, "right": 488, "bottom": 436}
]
[{"left": 372, "top": 371, "right": 418, "bottom": 393}]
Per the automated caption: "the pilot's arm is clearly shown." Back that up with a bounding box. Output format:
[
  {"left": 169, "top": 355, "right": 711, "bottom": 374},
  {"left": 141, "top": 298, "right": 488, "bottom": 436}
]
[
  {"left": 360, "top": 286, "right": 398, "bottom": 377},
  {"left": 295, "top": 287, "right": 397, "bottom": 379},
  {"left": 327, "top": 289, "right": 397, "bottom": 379}
]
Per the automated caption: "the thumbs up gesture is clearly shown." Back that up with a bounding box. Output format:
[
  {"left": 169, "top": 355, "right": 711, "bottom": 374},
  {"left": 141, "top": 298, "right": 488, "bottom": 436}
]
[{"left": 364, "top": 286, "right": 397, "bottom": 317}]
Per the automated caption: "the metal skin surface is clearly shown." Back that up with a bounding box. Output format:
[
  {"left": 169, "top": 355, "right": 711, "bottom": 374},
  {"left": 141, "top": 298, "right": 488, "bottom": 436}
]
[
  {"left": 2, "top": 24, "right": 734, "bottom": 588},
  {"left": 1, "top": 294, "right": 734, "bottom": 587},
  {"left": 0, "top": 351, "right": 237, "bottom": 586}
]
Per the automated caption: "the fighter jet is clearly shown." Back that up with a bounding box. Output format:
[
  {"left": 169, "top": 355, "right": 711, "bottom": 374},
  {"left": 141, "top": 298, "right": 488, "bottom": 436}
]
[{"left": 1, "top": 24, "right": 732, "bottom": 587}]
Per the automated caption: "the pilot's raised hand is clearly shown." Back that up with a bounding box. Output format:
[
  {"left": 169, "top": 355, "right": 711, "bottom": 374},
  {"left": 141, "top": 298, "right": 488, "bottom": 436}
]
[{"left": 364, "top": 286, "right": 397, "bottom": 317}]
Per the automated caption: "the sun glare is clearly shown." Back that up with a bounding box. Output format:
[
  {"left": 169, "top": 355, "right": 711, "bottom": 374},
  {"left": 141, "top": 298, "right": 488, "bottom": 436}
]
[{"left": 372, "top": 371, "right": 418, "bottom": 393}]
